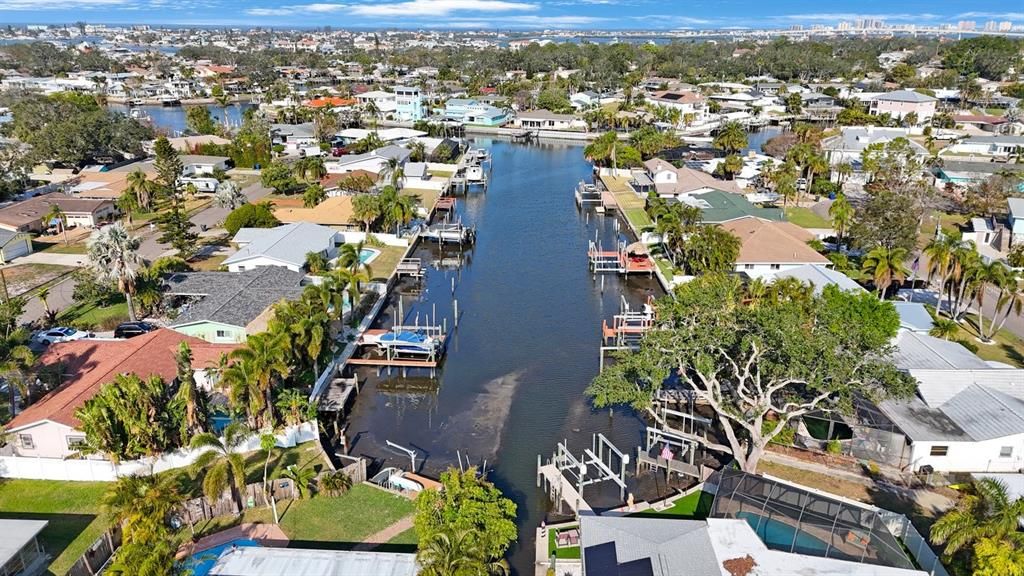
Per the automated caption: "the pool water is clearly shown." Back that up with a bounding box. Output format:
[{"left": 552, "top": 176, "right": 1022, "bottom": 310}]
[
  {"left": 359, "top": 248, "right": 381, "bottom": 264},
  {"left": 181, "top": 538, "right": 259, "bottom": 576},
  {"left": 737, "top": 511, "right": 830, "bottom": 555}
]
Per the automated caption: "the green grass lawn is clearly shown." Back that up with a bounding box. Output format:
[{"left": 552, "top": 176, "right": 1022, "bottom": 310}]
[
  {"left": 58, "top": 300, "right": 130, "bottom": 331},
  {"left": 950, "top": 314, "right": 1024, "bottom": 368},
  {"left": 631, "top": 490, "right": 715, "bottom": 520},
  {"left": 784, "top": 207, "right": 830, "bottom": 229},
  {"left": 32, "top": 240, "right": 89, "bottom": 255},
  {"left": 655, "top": 256, "right": 677, "bottom": 279},
  {"left": 266, "top": 484, "right": 414, "bottom": 548},
  {"left": 387, "top": 526, "right": 419, "bottom": 546},
  {"left": 547, "top": 525, "right": 581, "bottom": 560},
  {"left": 623, "top": 207, "right": 653, "bottom": 230},
  {"left": 0, "top": 479, "right": 110, "bottom": 576},
  {"left": 366, "top": 244, "right": 409, "bottom": 282}
]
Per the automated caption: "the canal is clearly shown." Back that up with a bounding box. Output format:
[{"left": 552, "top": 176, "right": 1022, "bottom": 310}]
[
  {"left": 345, "top": 137, "right": 664, "bottom": 574},
  {"left": 108, "top": 102, "right": 255, "bottom": 136}
]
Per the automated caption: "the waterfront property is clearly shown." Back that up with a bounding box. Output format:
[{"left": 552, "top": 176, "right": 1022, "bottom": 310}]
[
  {"left": 393, "top": 85, "right": 424, "bottom": 121},
  {"left": 438, "top": 98, "right": 510, "bottom": 126},
  {"left": 224, "top": 222, "right": 342, "bottom": 273},
  {"left": 629, "top": 159, "right": 743, "bottom": 199},
  {"left": 514, "top": 109, "right": 586, "bottom": 131},
  {"left": 209, "top": 547, "right": 417, "bottom": 576},
  {"left": 869, "top": 90, "right": 937, "bottom": 125},
  {"left": 164, "top": 267, "right": 307, "bottom": 344},
  {"left": 720, "top": 218, "right": 830, "bottom": 278},
  {"left": 3, "top": 329, "right": 237, "bottom": 459}
]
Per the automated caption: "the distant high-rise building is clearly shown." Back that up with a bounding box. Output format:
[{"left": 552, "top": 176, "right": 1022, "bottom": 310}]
[
  {"left": 789, "top": 24, "right": 804, "bottom": 31},
  {"left": 958, "top": 20, "right": 976, "bottom": 30},
  {"left": 838, "top": 21, "right": 851, "bottom": 31},
  {"left": 999, "top": 21, "right": 1013, "bottom": 32},
  {"left": 984, "top": 21, "right": 997, "bottom": 31},
  {"left": 854, "top": 18, "right": 866, "bottom": 29}
]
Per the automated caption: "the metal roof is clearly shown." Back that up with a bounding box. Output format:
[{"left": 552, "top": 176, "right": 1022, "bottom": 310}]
[
  {"left": 0, "top": 519, "right": 47, "bottom": 565},
  {"left": 873, "top": 89, "right": 937, "bottom": 103},
  {"left": 225, "top": 222, "right": 339, "bottom": 269},
  {"left": 771, "top": 264, "right": 865, "bottom": 295},
  {"left": 579, "top": 516, "right": 719, "bottom": 576},
  {"left": 893, "top": 330, "right": 992, "bottom": 370},
  {"left": 892, "top": 302, "right": 934, "bottom": 333},
  {"left": 209, "top": 547, "right": 417, "bottom": 576}
]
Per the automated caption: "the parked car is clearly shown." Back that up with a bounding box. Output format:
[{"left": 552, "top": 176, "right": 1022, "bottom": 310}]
[
  {"left": 114, "top": 321, "right": 156, "bottom": 339},
  {"left": 32, "top": 327, "right": 95, "bottom": 345}
]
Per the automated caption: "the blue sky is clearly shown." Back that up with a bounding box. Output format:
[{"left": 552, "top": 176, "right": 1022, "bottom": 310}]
[{"left": 1, "top": 0, "right": 1021, "bottom": 30}]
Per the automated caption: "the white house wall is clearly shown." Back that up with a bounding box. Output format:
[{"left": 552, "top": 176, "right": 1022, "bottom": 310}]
[
  {"left": 6, "top": 420, "right": 87, "bottom": 459},
  {"left": 908, "top": 434, "right": 1024, "bottom": 473}
]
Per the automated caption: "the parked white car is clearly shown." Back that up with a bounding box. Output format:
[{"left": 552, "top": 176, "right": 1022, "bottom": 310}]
[{"left": 32, "top": 327, "right": 95, "bottom": 346}]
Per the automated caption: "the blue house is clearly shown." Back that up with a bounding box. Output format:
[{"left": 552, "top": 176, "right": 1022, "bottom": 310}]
[
  {"left": 440, "top": 98, "right": 509, "bottom": 127},
  {"left": 394, "top": 86, "right": 424, "bottom": 121}
]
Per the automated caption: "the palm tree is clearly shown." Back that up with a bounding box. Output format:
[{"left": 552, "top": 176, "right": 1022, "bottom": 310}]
[
  {"left": 0, "top": 327, "right": 34, "bottom": 418},
  {"left": 213, "top": 180, "right": 247, "bottom": 210},
  {"left": 175, "top": 341, "right": 208, "bottom": 439},
  {"left": 303, "top": 183, "right": 326, "bottom": 208},
  {"left": 975, "top": 261, "right": 1011, "bottom": 342},
  {"left": 320, "top": 470, "right": 352, "bottom": 496},
  {"left": 861, "top": 246, "right": 910, "bottom": 298},
  {"left": 929, "top": 318, "right": 959, "bottom": 340},
  {"left": 36, "top": 287, "right": 53, "bottom": 325},
  {"left": 712, "top": 121, "right": 748, "bottom": 155},
  {"left": 828, "top": 193, "right": 854, "bottom": 246},
  {"left": 103, "top": 474, "right": 184, "bottom": 543},
  {"left": 190, "top": 422, "right": 250, "bottom": 513},
  {"left": 116, "top": 191, "right": 139, "bottom": 226},
  {"left": 126, "top": 170, "right": 158, "bottom": 212},
  {"left": 379, "top": 157, "right": 405, "bottom": 189},
  {"left": 88, "top": 222, "right": 144, "bottom": 322},
  {"left": 351, "top": 194, "right": 382, "bottom": 233},
  {"left": 409, "top": 140, "right": 427, "bottom": 162},
  {"left": 45, "top": 205, "right": 68, "bottom": 245},
  {"left": 805, "top": 154, "right": 828, "bottom": 197},
  {"left": 229, "top": 331, "right": 290, "bottom": 429},
  {"left": 835, "top": 162, "right": 853, "bottom": 191},
  {"left": 274, "top": 388, "right": 311, "bottom": 426},
  {"left": 988, "top": 268, "right": 1023, "bottom": 340},
  {"left": 417, "top": 528, "right": 509, "bottom": 576},
  {"left": 924, "top": 236, "right": 959, "bottom": 315},
  {"left": 260, "top": 432, "right": 280, "bottom": 523},
  {"left": 364, "top": 100, "right": 380, "bottom": 129},
  {"left": 931, "top": 477, "right": 1024, "bottom": 558},
  {"left": 281, "top": 465, "right": 317, "bottom": 499},
  {"left": 338, "top": 241, "right": 370, "bottom": 277}
]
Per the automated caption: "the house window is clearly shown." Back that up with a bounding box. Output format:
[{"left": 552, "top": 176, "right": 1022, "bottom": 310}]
[
  {"left": 18, "top": 434, "right": 34, "bottom": 449},
  {"left": 999, "top": 446, "right": 1013, "bottom": 458},
  {"left": 215, "top": 330, "right": 228, "bottom": 339},
  {"left": 770, "top": 264, "right": 781, "bottom": 270},
  {"left": 66, "top": 436, "right": 87, "bottom": 450},
  {"left": 744, "top": 264, "right": 754, "bottom": 270},
  {"left": 929, "top": 446, "right": 948, "bottom": 457}
]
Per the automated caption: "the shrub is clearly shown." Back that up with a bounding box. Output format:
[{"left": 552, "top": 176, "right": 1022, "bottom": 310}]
[
  {"left": 955, "top": 338, "right": 979, "bottom": 354},
  {"left": 224, "top": 203, "right": 280, "bottom": 235},
  {"left": 826, "top": 440, "right": 842, "bottom": 454},
  {"left": 763, "top": 419, "right": 796, "bottom": 446}
]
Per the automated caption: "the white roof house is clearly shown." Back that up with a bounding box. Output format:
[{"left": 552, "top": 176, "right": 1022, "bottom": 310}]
[
  {"left": 874, "top": 329, "right": 1024, "bottom": 473},
  {"left": 225, "top": 222, "right": 341, "bottom": 273},
  {"left": 209, "top": 546, "right": 417, "bottom": 576},
  {"left": 0, "top": 519, "right": 48, "bottom": 576},
  {"left": 768, "top": 264, "right": 865, "bottom": 295}
]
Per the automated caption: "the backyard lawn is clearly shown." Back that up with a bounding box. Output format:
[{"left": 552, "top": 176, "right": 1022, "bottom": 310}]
[
  {"left": 366, "top": 244, "right": 408, "bottom": 282},
  {"left": 784, "top": 206, "right": 830, "bottom": 229},
  {"left": 0, "top": 263, "right": 74, "bottom": 298},
  {"left": 547, "top": 524, "right": 581, "bottom": 560},
  {"left": 32, "top": 240, "right": 89, "bottom": 255},
  {"left": 0, "top": 479, "right": 110, "bottom": 576},
  {"left": 950, "top": 315, "right": 1024, "bottom": 368},
  {"left": 632, "top": 490, "right": 715, "bottom": 519}
]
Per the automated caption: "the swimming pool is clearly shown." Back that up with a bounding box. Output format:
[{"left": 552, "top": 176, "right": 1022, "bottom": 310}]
[
  {"left": 359, "top": 247, "right": 381, "bottom": 264},
  {"left": 181, "top": 538, "right": 259, "bottom": 576},
  {"left": 737, "top": 511, "right": 831, "bottom": 555}
]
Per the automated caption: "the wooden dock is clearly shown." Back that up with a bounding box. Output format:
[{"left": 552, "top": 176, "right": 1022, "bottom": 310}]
[
  {"left": 396, "top": 258, "right": 426, "bottom": 278},
  {"left": 347, "top": 357, "right": 439, "bottom": 368},
  {"left": 435, "top": 197, "right": 456, "bottom": 211},
  {"left": 538, "top": 464, "right": 592, "bottom": 514}
]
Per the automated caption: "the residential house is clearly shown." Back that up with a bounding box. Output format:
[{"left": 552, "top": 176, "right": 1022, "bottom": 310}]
[
  {"left": 513, "top": 110, "right": 586, "bottom": 131},
  {"left": 822, "top": 127, "right": 928, "bottom": 183},
  {"left": 334, "top": 127, "right": 426, "bottom": 146},
  {"left": 676, "top": 190, "right": 783, "bottom": 224},
  {"left": 892, "top": 302, "right": 934, "bottom": 334},
  {"left": 0, "top": 229, "right": 33, "bottom": 263},
  {"left": 767, "top": 264, "right": 865, "bottom": 295},
  {"left": 326, "top": 145, "right": 411, "bottom": 176},
  {"left": 148, "top": 135, "right": 231, "bottom": 153},
  {"left": 165, "top": 267, "right": 307, "bottom": 343},
  {"left": 270, "top": 123, "right": 317, "bottom": 154},
  {"left": 209, "top": 548, "right": 416, "bottom": 576},
  {"left": 3, "top": 329, "right": 238, "bottom": 459},
  {"left": 569, "top": 91, "right": 601, "bottom": 110},
  {"left": 869, "top": 90, "right": 937, "bottom": 124},
  {"left": 647, "top": 90, "right": 707, "bottom": 124},
  {"left": 1010, "top": 197, "right": 1024, "bottom": 245},
  {"left": 577, "top": 512, "right": 924, "bottom": 575},
  {"left": 179, "top": 154, "right": 231, "bottom": 176},
  {"left": 0, "top": 520, "right": 48, "bottom": 576},
  {"left": 630, "top": 159, "right": 743, "bottom": 200},
  {"left": 935, "top": 160, "right": 1024, "bottom": 189},
  {"left": 393, "top": 86, "right": 424, "bottom": 121},
  {"left": 439, "top": 98, "right": 509, "bottom": 126},
  {"left": 0, "top": 192, "right": 116, "bottom": 232},
  {"left": 874, "top": 329, "right": 1024, "bottom": 473},
  {"left": 943, "top": 135, "right": 1024, "bottom": 159},
  {"left": 355, "top": 90, "right": 397, "bottom": 117},
  {"left": 274, "top": 196, "right": 356, "bottom": 227},
  {"left": 224, "top": 222, "right": 342, "bottom": 273},
  {"left": 719, "top": 218, "right": 831, "bottom": 278}
]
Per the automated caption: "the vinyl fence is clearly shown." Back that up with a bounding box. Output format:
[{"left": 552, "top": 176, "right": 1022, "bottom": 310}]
[{"left": 0, "top": 422, "right": 318, "bottom": 482}]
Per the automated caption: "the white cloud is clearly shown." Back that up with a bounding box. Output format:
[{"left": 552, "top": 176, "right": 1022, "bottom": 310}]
[
  {"left": 349, "top": 0, "right": 537, "bottom": 17},
  {"left": 956, "top": 12, "right": 1024, "bottom": 20},
  {"left": 773, "top": 12, "right": 941, "bottom": 22},
  {"left": 0, "top": 0, "right": 127, "bottom": 9}
]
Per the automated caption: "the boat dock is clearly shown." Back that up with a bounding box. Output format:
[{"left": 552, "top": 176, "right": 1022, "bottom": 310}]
[
  {"left": 435, "top": 197, "right": 457, "bottom": 211},
  {"left": 600, "top": 295, "right": 656, "bottom": 361},
  {"left": 396, "top": 258, "right": 426, "bottom": 279},
  {"left": 537, "top": 463, "right": 592, "bottom": 515},
  {"left": 588, "top": 241, "right": 656, "bottom": 275},
  {"left": 421, "top": 221, "right": 476, "bottom": 245}
]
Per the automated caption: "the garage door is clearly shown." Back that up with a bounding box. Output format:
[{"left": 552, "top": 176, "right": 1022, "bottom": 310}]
[{"left": 2, "top": 238, "right": 30, "bottom": 262}]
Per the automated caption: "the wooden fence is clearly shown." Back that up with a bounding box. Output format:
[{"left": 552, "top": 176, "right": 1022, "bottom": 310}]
[{"left": 67, "top": 525, "right": 122, "bottom": 576}]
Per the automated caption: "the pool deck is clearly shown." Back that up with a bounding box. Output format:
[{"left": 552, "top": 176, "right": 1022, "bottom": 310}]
[{"left": 177, "top": 523, "right": 290, "bottom": 559}]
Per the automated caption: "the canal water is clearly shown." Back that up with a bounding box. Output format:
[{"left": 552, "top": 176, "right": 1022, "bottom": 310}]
[
  {"left": 108, "top": 102, "right": 255, "bottom": 136},
  {"left": 345, "top": 137, "right": 664, "bottom": 573}
]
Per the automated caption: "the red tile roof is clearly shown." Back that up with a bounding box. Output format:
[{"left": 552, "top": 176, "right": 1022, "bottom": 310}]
[
  {"left": 308, "top": 96, "right": 357, "bottom": 108},
  {"left": 7, "top": 329, "right": 238, "bottom": 431}
]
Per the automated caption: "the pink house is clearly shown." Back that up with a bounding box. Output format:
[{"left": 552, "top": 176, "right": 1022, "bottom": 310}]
[{"left": 869, "top": 90, "right": 937, "bottom": 125}]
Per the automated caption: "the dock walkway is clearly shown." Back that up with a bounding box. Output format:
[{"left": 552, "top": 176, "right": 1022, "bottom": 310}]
[{"left": 538, "top": 464, "right": 592, "bottom": 515}]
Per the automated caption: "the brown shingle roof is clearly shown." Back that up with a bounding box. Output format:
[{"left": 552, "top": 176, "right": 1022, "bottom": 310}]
[
  {"left": 719, "top": 218, "right": 830, "bottom": 265},
  {"left": 7, "top": 329, "right": 238, "bottom": 431},
  {"left": 0, "top": 192, "right": 113, "bottom": 229}
]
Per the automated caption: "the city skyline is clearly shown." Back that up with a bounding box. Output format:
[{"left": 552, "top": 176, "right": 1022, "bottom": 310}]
[{"left": 0, "top": 0, "right": 1021, "bottom": 30}]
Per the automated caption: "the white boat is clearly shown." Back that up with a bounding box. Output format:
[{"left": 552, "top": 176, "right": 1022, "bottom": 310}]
[
  {"left": 129, "top": 108, "right": 151, "bottom": 122},
  {"left": 127, "top": 98, "right": 145, "bottom": 107},
  {"left": 421, "top": 223, "right": 475, "bottom": 244},
  {"left": 575, "top": 181, "right": 601, "bottom": 206},
  {"left": 363, "top": 329, "right": 443, "bottom": 356},
  {"left": 465, "top": 166, "right": 485, "bottom": 182}
]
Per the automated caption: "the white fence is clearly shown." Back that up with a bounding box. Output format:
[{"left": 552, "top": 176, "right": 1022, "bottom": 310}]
[
  {"left": 878, "top": 510, "right": 950, "bottom": 576},
  {"left": 335, "top": 231, "right": 409, "bottom": 247},
  {"left": 0, "top": 422, "right": 318, "bottom": 482}
]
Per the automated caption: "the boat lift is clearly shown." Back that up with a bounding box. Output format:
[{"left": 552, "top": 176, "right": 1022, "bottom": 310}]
[
  {"left": 536, "top": 434, "right": 629, "bottom": 516},
  {"left": 588, "top": 240, "right": 656, "bottom": 276},
  {"left": 599, "top": 295, "right": 656, "bottom": 367}
]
